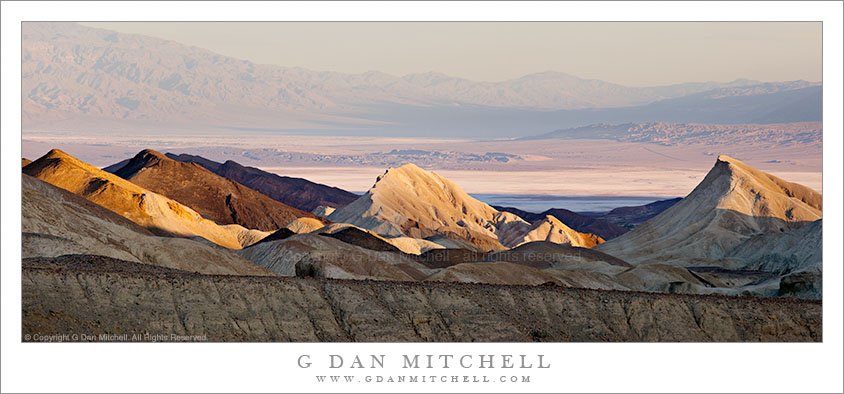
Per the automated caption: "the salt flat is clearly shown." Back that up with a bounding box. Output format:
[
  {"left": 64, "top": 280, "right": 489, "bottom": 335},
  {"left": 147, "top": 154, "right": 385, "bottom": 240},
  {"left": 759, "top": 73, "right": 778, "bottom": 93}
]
[
  {"left": 261, "top": 166, "right": 821, "bottom": 197},
  {"left": 22, "top": 126, "right": 822, "bottom": 197}
]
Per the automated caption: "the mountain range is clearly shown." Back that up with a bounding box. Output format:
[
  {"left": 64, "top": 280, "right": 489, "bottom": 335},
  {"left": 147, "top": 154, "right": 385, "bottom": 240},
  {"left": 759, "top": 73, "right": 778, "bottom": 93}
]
[
  {"left": 522, "top": 121, "right": 822, "bottom": 146},
  {"left": 22, "top": 22, "right": 821, "bottom": 138}
]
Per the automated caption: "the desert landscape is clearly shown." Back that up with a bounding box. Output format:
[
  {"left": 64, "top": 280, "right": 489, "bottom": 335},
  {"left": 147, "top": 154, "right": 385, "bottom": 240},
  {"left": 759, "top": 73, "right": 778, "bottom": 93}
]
[
  {"left": 22, "top": 148, "right": 823, "bottom": 341},
  {"left": 20, "top": 22, "right": 823, "bottom": 342}
]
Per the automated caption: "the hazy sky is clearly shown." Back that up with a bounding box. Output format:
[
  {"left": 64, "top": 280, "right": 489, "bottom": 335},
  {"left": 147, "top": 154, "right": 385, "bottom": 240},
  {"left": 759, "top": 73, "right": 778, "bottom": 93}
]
[{"left": 80, "top": 22, "right": 821, "bottom": 86}]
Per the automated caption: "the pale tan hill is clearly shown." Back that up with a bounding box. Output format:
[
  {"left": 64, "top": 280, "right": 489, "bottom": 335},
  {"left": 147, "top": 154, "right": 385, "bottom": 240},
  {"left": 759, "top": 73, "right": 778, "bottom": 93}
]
[
  {"left": 312, "top": 206, "right": 336, "bottom": 218},
  {"left": 327, "top": 163, "right": 568, "bottom": 251},
  {"left": 23, "top": 149, "right": 269, "bottom": 249},
  {"left": 382, "top": 237, "right": 445, "bottom": 255},
  {"left": 424, "top": 262, "right": 630, "bottom": 290},
  {"left": 498, "top": 215, "right": 604, "bottom": 248},
  {"left": 322, "top": 164, "right": 599, "bottom": 252},
  {"left": 286, "top": 217, "right": 326, "bottom": 233},
  {"left": 22, "top": 174, "right": 274, "bottom": 276},
  {"left": 420, "top": 235, "right": 483, "bottom": 251},
  {"left": 328, "top": 164, "right": 505, "bottom": 249},
  {"left": 596, "top": 155, "right": 822, "bottom": 267},
  {"left": 237, "top": 233, "right": 436, "bottom": 281},
  {"left": 112, "top": 149, "right": 324, "bottom": 231}
]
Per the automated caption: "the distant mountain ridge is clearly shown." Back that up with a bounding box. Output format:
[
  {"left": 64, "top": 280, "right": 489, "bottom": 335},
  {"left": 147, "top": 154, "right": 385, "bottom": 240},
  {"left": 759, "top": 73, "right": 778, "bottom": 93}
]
[
  {"left": 522, "top": 121, "right": 822, "bottom": 146},
  {"left": 22, "top": 22, "right": 821, "bottom": 137}
]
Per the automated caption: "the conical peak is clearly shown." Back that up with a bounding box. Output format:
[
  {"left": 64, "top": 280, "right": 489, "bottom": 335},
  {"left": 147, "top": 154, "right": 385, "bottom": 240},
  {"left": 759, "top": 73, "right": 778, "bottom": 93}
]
[
  {"left": 716, "top": 154, "right": 740, "bottom": 164},
  {"left": 44, "top": 148, "right": 70, "bottom": 158},
  {"left": 38, "top": 148, "right": 88, "bottom": 167},
  {"left": 543, "top": 215, "right": 562, "bottom": 224},
  {"left": 135, "top": 149, "right": 170, "bottom": 162},
  {"left": 701, "top": 154, "right": 760, "bottom": 185},
  {"left": 374, "top": 163, "right": 434, "bottom": 187},
  {"left": 383, "top": 163, "right": 425, "bottom": 175},
  {"left": 689, "top": 154, "right": 822, "bottom": 216},
  {"left": 112, "top": 149, "right": 178, "bottom": 178},
  {"left": 715, "top": 155, "right": 756, "bottom": 172},
  {"left": 537, "top": 215, "right": 573, "bottom": 231}
]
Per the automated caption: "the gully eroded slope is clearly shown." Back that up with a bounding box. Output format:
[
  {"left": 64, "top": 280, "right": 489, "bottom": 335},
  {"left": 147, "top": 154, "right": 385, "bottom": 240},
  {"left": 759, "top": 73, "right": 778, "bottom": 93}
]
[{"left": 23, "top": 255, "right": 821, "bottom": 342}]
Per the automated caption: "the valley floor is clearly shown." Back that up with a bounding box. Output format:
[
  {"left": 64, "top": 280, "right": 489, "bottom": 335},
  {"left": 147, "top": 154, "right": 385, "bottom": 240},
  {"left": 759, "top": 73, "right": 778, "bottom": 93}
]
[
  {"left": 22, "top": 255, "right": 822, "bottom": 342},
  {"left": 21, "top": 132, "right": 823, "bottom": 196}
]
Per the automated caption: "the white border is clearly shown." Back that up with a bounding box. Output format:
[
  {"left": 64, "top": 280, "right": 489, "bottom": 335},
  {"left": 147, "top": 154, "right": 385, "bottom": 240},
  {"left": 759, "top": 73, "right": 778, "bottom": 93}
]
[{"left": 2, "top": 2, "right": 842, "bottom": 393}]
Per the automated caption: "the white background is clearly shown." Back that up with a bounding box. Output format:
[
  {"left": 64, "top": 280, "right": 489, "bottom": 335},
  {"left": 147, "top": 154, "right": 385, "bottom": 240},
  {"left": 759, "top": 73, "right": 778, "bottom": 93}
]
[{"left": 2, "top": 2, "right": 842, "bottom": 393}]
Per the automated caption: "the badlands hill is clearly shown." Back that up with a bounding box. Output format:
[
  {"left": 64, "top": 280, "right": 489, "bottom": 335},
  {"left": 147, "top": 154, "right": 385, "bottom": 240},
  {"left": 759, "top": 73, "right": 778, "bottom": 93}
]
[
  {"left": 165, "top": 153, "right": 359, "bottom": 211},
  {"left": 424, "top": 261, "right": 629, "bottom": 290},
  {"left": 596, "top": 155, "right": 822, "bottom": 270},
  {"left": 22, "top": 175, "right": 273, "bottom": 276},
  {"left": 328, "top": 163, "right": 602, "bottom": 251},
  {"left": 497, "top": 215, "right": 604, "bottom": 248},
  {"left": 313, "top": 206, "right": 336, "bottom": 218},
  {"left": 111, "top": 149, "right": 322, "bottom": 231},
  {"left": 425, "top": 241, "right": 629, "bottom": 290},
  {"left": 724, "top": 219, "right": 821, "bottom": 274},
  {"left": 484, "top": 241, "right": 631, "bottom": 272},
  {"left": 494, "top": 205, "right": 627, "bottom": 240},
  {"left": 237, "top": 233, "right": 436, "bottom": 281},
  {"left": 23, "top": 149, "right": 269, "bottom": 249},
  {"left": 259, "top": 221, "right": 446, "bottom": 256}
]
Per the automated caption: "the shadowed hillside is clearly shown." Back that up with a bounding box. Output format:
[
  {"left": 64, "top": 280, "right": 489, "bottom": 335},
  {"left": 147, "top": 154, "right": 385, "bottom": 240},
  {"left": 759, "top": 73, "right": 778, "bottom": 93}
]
[
  {"left": 22, "top": 175, "right": 273, "bottom": 275},
  {"left": 165, "top": 153, "right": 359, "bottom": 211},
  {"left": 111, "top": 149, "right": 324, "bottom": 231},
  {"left": 494, "top": 205, "right": 628, "bottom": 239},
  {"left": 596, "top": 155, "right": 821, "bottom": 267},
  {"left": 23, "top": 149, "right": 269, "bottom": 249}
]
